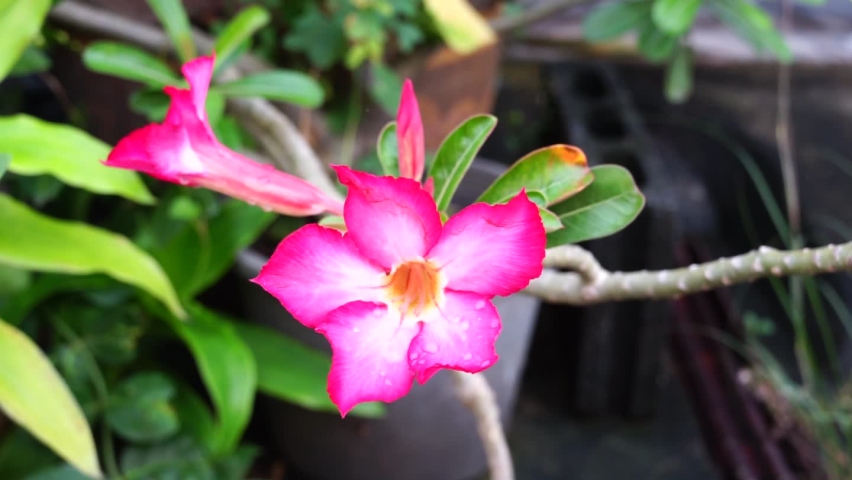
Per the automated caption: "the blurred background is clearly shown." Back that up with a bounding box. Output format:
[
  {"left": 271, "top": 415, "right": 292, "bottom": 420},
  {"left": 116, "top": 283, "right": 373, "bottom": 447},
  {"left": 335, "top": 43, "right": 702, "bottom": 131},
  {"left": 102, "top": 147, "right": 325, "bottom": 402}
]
[{"left": 1, "top": 0, "right": 852, "bottom": 479}]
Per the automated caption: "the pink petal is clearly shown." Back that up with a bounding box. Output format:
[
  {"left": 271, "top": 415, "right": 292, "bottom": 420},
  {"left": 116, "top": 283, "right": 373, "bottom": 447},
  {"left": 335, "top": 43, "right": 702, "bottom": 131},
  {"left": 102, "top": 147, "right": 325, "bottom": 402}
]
[
  {"left": 252, "top": 224, "right": 388, "bottom": 328},
  {"left": 105, "top": 55, "right": 343, "bottom": 217},
  {"left": 334, "top": 166, "right": 442, "bottom": 269},
  {"left": 396, "top": 79, "right": 425, "bottom": 181},
  {"left": 408, "top": 291, "right": 501, "bottom": 384},
  {"left": 427, "top": 191, "right": 546, "bottom": 297},
  {"left": 317, "top": 301, "right": 421, "bottom": 417}
]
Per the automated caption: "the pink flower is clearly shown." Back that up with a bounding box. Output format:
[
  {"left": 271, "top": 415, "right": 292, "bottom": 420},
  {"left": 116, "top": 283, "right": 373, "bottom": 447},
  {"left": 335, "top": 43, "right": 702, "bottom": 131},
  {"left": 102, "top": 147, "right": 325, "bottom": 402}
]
[
  {"left": 253, "top": 166, "right": 545, "bottom": 416},
  {"left": 396, "top": 79, "right": 425, "bottom": 182},
  {"left": 105, "top": 54, "right": 343, "bottom": 217}
]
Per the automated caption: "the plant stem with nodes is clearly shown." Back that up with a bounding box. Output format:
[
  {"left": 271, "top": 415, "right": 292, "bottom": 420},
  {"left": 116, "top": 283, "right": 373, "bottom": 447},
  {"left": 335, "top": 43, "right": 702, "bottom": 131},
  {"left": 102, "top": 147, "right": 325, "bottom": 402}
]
[{"left": 527, "top": 242, "right": 852, "bottom": 305}]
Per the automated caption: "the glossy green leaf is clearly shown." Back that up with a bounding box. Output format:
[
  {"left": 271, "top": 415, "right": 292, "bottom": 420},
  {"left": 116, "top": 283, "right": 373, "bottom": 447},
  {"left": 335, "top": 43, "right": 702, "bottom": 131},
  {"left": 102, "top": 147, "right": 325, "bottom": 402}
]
[
  {"left": 652, "top": 0, "right": 702, "bottom": 35},
  {"left": 212, "top": 70, "right": 324, "bottom": 107},
  {"left": 214, "top": 444, "right": 260, "bottom": 480},
  {"left": 233, "top": 322, "right": 386, "bottom": 418},
  {"left": 428, "top": 115, "right": 497, "bottom": 212},
  {"left": 665, "top": 46, "right": 693, "bottom": 103},
  {"left": 539, "top": 207, "right": 564, "bottom": 233},
  {"left": 0, "top": 153, "right": 9, "bottom": 180},
  {"left": 0, "top": 263, "right": 30, "bottom": 295},
  {"left": 0, "top": 115, "right": 155, "bottom": 204},
  {"left": 129, "top": 88, "right": 170, "bottom": 122},
  {"left": 147, "top": 0, "right": 196, "bottom": 62},
  {"left": 152, "top": 199, "right": 275, "bottom": 299},
  {"left": 0, "top": 274, "right": 114, "bottom": 326},
  {"left": 213, "top": 5, "right": 270, "bottom": 69},
  {"left": 637, "top": 22, "right": 678, "bottom": 62},
  {"left": 172, "top": 383, "right": 217, "bottom": 452},
  {"left": 710, "top": 0, "right": 791, "bottom": 63},
  {"left": 164, "top": 304, "right": 256, "bottom": 455},
  {"left": 376, "top": 121, "right": 400, "bottom": 177},
  {"left": 547, "top": 165, "right": 645, "bottom": 247},
  {"left": 106, "top": 372, "right": 179, "bottom": 443},
  {"left": 477, "top": 145, "right": 593, "bottom": 207},
  {"left": 583, "top": 0, "right": 652, "bottom": 42},
  {"left": 0, "top": 194, "right": 184, "bottom": 318},
  {"left": 0, "top": 0, "right": 51, "bottom": 82},
  {"left": 0, "top": 318, "right": 102, "bottom": 478},
  {"left": 82, "top": 41, "right": 181, "bottom": 87}
]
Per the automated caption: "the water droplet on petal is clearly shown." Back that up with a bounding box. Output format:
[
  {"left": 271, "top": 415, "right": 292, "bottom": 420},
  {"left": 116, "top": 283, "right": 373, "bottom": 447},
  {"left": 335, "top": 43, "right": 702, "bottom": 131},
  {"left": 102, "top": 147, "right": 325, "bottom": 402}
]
[
  {"left": 463, "top": 352, "right": 472, "bottom": 361},
  {"left": 480, "top": 359, "right": 491, "bottom": 367},
  {"left": 385, "top": 379, "right": 393, "bottom": 386},
  {"left": 489, "top": 319, "right": 499, "bottom": 328},
  {"left": 423, "top": 342, "right": 439, "bottom": 354},
  {"left": 372, "top": 307, "right": 384, "bottom": 317},
  {"left": 409, "top": 352, "right": 419, "bottom": 360},
  {"left": 352, "top": 327, "right": 360, "bottom": 333},
  {"left": 379, "top": 370, "right": 386, "bottom": 377},
  {"left": 474, "top": 300, "right": 486, "bottom": 310},
  {"left": 460, "top": 321, "right": 470, "bottom": 331}
]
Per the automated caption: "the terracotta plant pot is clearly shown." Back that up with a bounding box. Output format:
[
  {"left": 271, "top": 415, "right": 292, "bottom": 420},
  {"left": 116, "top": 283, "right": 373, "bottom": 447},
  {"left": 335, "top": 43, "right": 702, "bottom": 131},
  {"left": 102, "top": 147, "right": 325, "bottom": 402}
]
[{"left": 234, "top": 158, "right": 540, "bottom": 480}]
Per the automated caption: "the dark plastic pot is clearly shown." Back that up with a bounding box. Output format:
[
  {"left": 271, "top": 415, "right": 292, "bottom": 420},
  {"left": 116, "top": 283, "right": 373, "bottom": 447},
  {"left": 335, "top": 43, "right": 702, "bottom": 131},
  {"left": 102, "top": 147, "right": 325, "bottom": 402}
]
[{"left": 234, "top": 158, "right": 540, "bottom": 480}]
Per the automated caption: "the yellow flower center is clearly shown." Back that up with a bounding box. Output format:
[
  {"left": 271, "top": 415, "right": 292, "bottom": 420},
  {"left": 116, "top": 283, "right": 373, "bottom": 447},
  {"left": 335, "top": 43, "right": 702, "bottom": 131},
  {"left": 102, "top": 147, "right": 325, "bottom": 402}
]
[{"left": 386, "top": 260, "right": 443, "bottom": 319}]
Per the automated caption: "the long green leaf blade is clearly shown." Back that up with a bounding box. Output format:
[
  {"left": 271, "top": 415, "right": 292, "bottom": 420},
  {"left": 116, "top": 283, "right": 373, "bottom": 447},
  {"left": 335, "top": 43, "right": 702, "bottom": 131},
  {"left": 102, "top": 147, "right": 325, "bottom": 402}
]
[
  {"left": 0, "top": 0, "right": 51, "bottom": 82},
  {"left": 213, "top": 5, "right": 270, "bottom": 69},
  {"left": 82, "top": 41, "right": 181, "bottom": 87},
  {"left": 165, "top": 304, "right": 256, "bottom": 455},
  {"left": 212, "top": 70, "right": 324, "bottom": 107},
  {"left": 652, "top": 0, "right": 703, "bottom": 35},
  {"left": 233, "top": 322, "right": 386, "bottom": 418},
  {"left": 146, "top": 0, "right": 196, "bottom": 62},
  {"left": 428, "top": 115, "right": 497, "bottom": 213},
  {"left": 0, "top": 194, "right": 184, "bottom": 318},
  {"left": 583, "top": 0, "right": 652, "bottom": 42},
  {"left": 547, "top": 165, "right": 645, "bottom": 246},
  {"left": 0, "top": 115, "right": 154, "bottom": 204},
  {"left": 0, "top": 318, "right": 102, "bottom": 478}
]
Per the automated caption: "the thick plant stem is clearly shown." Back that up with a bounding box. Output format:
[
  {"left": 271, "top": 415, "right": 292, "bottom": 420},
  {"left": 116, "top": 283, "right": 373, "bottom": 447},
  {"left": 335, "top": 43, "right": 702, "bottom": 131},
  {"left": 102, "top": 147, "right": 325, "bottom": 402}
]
[
  {"left": 526, "top": 242, "right": 852, "bottom": 305},
  {"left": 450, "top": 371, "right": 514, "bottom": 480}
]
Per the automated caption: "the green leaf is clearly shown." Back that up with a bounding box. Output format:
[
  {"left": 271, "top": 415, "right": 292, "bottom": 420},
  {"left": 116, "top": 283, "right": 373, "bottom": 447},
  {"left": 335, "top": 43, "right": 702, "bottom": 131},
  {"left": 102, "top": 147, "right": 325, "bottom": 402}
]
[
  {"left": 214, "top": 444, "right": 260, "bottom": 480},
  {"left": 213, "top": 5, "right": 270, "bottom": 69},
  {"left": 477, "top": 145, "right": 594, "bottom": 207},
  {"left": 0, "top": 263, "right": 30, "bottom": 295},
  {"left": 428, "top": 115, "right": 498, "bottom": 213},
  {"left": 106, "top": 372, "right": 180, "bottom": 443},
  {"left": 0, "top": 318, "right": 102, "bottom": 478},
  {"left": 665, "top": 46, "right": 693, "bottom": 103},
  {"left": 0, "top": 153, "right": 9, "bottom": 180},
  {"left": 172, "top": 383, "right": 217, "bottom": 452},
  {"left": 547, "top": 165, "right": 645, "bottom": 247},
  {"left": 0, "top": 274, "right": 115, "bottom": 326},
  {"left": 163, "top": 304, "right": 256, "bottom": 455},
  {"left": 233, "top": 322, "right": 385, "bottom": 418},
  {"left": 129, "top": 88, "right": 171, "bottom": 123},
  {"left": 151, "top": 199, "right": 275, "bottom": 299},
  {"left": 0, "top": 115, "right": 155, "bottom": 203},
  {"left": 82, "top": 41, "right": 181, "bottom": 87},
  {"left": 376, "top": 122, "right": 400, "bottom": 177},
  {"left": 212, "top": 70, "right": 324, "bottom": 107},
  {"left": 147, "top": 0, "right": 196, "bottom": 62},
  {"left": 10, "top": 46, "right": 51, "bottom": 77},
  {"left": 368, "top": 62, "right": 404, "bottom": 115},
  {"left": 0, "top": 0, "right": 51, "bottom": 82},
  {"left": 423, "top": 0, "right": 496, "bottom": 55},
  {"left": 637, "top": 22, "right": 679, "bottom": 62},
  {"left": 710, "top": 0, "right": 791, "bottom": 63},
  {"left": 652, "top": 0, "right": 702, "bottom": 35},
  {"left": 121, "top": 436, "right": 213, "bottom": 480},
  {"left": 583, "top": 0, "right": 652, "bottom": 42},
  {"left": 0, "top": 194, "right": 184, "bottom": 318},
  {"left": 283, "top": 5, "right": 346, "bottom": 70},
  {"left": 0, "top": 429, "right": 60, "bottom": 480},
  {"left": 539, "top": 207, "right": 564, "bottom": 233}
]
